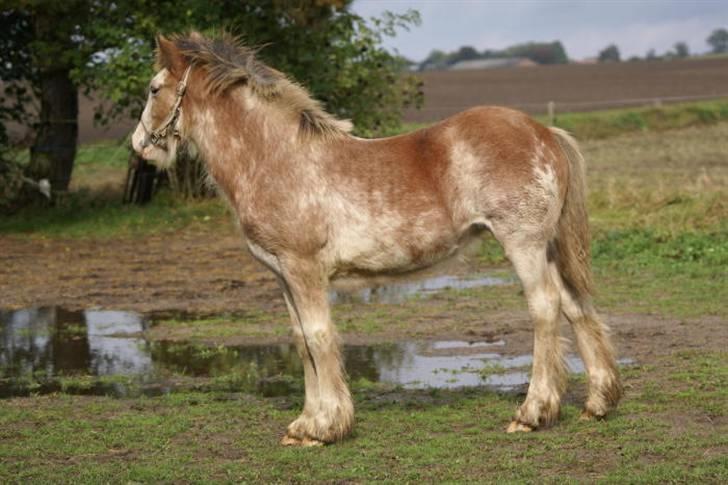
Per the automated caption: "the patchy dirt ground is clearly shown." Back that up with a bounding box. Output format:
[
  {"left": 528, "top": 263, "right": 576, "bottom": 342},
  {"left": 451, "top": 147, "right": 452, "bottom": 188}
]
[
  {"left": 1, "top": 228, "right": 725, "bottom": 366},
  {"left": 0, "top": 228, "right": 276, "bottom": 315}
]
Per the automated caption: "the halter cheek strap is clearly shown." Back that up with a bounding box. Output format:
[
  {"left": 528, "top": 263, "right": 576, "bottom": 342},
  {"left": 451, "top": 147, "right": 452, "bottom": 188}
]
[{"left": 141, "top": 65, "right": 192, "bottom": 149}]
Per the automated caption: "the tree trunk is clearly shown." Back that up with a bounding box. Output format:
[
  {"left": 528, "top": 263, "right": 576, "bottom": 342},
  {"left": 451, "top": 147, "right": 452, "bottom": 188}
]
[{"left": 28, "top": 68, "right": 78, "bottom": 191}]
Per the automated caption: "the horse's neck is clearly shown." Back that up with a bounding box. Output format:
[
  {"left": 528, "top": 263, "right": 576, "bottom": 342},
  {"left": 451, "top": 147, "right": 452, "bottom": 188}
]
[{"left": 189, "top": 99, "right": 299, "bottom": 202}]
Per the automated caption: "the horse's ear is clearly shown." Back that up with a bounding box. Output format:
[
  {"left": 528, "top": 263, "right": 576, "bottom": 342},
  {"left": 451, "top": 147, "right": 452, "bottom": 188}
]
[{"left": 156, "top": 35, "right": 185, "bottom": 75}]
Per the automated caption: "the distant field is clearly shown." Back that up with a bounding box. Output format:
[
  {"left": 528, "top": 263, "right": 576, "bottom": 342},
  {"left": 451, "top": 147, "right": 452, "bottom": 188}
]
[{"left": 405, "top": 57, "right": 728, "bottom": 123}]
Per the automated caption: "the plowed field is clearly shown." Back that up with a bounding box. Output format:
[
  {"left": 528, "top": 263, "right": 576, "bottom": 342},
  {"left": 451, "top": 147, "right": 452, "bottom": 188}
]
[{"left": 405, "top": 57, "right": 728, "bottom": 122}]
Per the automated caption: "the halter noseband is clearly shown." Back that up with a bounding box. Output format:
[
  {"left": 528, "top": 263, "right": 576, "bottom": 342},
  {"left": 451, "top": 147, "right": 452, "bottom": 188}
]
[{"left": 141, "top": 65, "right": 192, "bottom": 149}]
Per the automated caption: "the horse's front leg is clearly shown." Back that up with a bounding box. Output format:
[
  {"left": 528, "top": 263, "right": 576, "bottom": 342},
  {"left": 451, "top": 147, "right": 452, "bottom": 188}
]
[{"left": 278, "top": 257, "right": 353, "bottom": 446}]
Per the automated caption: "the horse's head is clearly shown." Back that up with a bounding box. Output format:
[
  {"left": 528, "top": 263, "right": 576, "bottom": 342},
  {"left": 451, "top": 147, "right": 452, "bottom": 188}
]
[
  {"left": 131, "top": 36, "right": 192, "bottom": 168},
  {"left": 132, "top": 32, "right": 352, "bottom": 168}
]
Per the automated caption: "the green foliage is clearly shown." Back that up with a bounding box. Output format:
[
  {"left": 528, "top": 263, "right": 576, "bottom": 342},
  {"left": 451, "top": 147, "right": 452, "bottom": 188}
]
[
  {"left": 248, "top": 6, "right": 424, "bottom": 135},
  {"left": 0, "top": 150, "right": 26, "bottom": 211},
  {"left": 503, "top": 41, "right": 568, "bottom": 65},
  {"left": 707, "top": 27, "right": 728, "bottom": 54},
  {"left": 420, "top": 40, "right": 568, "bottom": 70},
  {"left": 420, "top": 49, "right": 449, "bottom": 69},
  {"left": 673, "top": 41, "right": 690, "bottom": 58},
  {"left": 0, "top": 0, "right": 423, "bottom": 202},
  {"left": 0, "top": 9, "right": 35, "bottom": 146},
  {"left": 0, "top": 1, "right": 125, "bottom": 142},
  {"left": 453, "top": 45, "right": 480, "bottom": 62},
  {"left": 598, "top": 44, "right": 621, "bottom": 62},
  {"left": 77, "top": 1, "right": 423, "bottom": 135}
]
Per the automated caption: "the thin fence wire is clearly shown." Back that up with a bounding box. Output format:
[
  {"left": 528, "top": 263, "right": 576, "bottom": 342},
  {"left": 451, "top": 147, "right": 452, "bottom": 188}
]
[{"left": 411, "top": 92, "right": 728, "bottom": 113}]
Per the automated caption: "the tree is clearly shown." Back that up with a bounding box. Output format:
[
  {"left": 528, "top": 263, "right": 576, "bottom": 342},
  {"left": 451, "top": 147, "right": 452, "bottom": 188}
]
[
  {"left": 1, "top": 1, "right": 422, "bottom": 197},
  {"left": 673, "top": 41, "right": 689, "bottom": 58},
  {"left": 1, "top": 1, "right": 176, "bottom": 191},
  {"left": 598, "top": 44, "right": 621, "bottom": 63},
  {"left": 449, "top": 45, "right": 480, "bottom": 64},
  {"left": 420, "top": 49, "right": 448, "bottom": 70},
  {"left": 505, "top": 41, "right": 568, "bottom": 64},
  {"left": 1, "top": 4, "right": 89, "bottom": 191},
  {"left": 418, "top": 40, "right": 569, "bottom": 70},
  {"left": 707, "top": 28, "right": 728, "bottom": 54}
]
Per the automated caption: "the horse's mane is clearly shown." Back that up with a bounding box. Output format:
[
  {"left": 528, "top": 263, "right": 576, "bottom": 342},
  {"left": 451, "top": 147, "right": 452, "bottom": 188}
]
[{"left": 165, "top": 32, "right": 352, "bottom": 139}]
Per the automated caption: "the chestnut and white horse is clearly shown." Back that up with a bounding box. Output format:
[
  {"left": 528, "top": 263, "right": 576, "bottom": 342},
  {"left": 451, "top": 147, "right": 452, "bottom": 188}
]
[{"left": 132, "top": 33, "right": 622, "bottom": 446}]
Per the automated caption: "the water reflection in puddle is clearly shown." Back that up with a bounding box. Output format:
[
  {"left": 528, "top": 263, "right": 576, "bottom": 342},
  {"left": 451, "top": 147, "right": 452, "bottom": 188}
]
[
  {"left": 329, "top": 274, "right": 510, "bottom": 304},
  {"left": 0, "top": 307, "right": 632, "bottom": 398}
]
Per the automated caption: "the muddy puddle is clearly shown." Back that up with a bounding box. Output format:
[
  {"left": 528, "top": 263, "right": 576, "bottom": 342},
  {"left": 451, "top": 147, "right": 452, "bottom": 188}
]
[{"left": 1, "top": 307, "right": 632, "bottom": 398}]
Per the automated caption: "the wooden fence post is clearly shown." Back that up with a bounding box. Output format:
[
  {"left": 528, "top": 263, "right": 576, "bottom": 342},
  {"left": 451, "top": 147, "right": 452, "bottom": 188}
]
[{"left": 547, "top": 101, "right": 555, "bottom": 125}]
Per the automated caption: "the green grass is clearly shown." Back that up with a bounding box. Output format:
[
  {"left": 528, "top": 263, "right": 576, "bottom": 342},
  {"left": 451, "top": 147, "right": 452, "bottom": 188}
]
[
  {"left": 71, "top": 139, "right": 131, "bottom": 188},
  {"left": 592, "top": 230, "right": 727, "bottom": 316},
  {"left": 549, "top": 98, "right": 728, "bottom": 140},
  {"left": 2, "top": 138, "right": 231, "bottom": 238},
  {"left": 0, "top": 190, "right": 228, "bottom": 238},
  {"left": 472, "top": 229, "right": 728, "bottom": 318},
  {"left": 72, "top": 140, "right": 130, "bottom": 168},
  {"left": 9, "top": 138, "right": 130, "bottom": 189},
  {"left": 0, "top": 351, "right": 724, "bottom": 482},
  {"left": 147, "top": 311, "right": 288, "bottom": 341}
]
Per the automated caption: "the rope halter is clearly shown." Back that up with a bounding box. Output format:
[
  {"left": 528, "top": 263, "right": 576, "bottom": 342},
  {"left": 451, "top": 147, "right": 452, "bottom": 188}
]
[{"left": 141, "top": 65, "right": 192, "bottom": 149}]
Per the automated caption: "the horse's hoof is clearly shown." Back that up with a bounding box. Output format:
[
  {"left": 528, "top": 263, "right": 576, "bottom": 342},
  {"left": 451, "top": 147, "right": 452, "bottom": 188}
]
[
  {"left": 506, "top": 420, "right": 534, "bottom": 433},
  {"left": 280, "top": 434, "right": 324, "bottom": 447},
  {"left": 301, "top": 437, "right": 325, "bottom": 447},
  {"left": 280, "top": 435, "right": 300, "bottom": 446},
  {"left": 579, "top": 409, "right": 605, "bottom": 421}
]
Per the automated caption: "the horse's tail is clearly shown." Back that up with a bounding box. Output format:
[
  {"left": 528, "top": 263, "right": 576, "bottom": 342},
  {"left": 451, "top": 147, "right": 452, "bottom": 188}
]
[{"left": 550, "top": 127, "right": 594, "bottom": 297}]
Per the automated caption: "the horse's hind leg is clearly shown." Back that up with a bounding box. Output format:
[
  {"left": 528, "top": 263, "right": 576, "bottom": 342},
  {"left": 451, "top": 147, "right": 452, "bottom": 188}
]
[
  {"left": 552, "top": 270, "right": 622, "bottom": 419},
  {"left": 505, "top": 241, "right": 568, "bottom": 432},
  {"left": 278, "top": 257, "right": 353, "bottom": 445}
]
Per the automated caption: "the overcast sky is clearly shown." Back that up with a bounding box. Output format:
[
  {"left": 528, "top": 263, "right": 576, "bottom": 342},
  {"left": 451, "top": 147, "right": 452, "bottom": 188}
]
[{"left": 352, "top": 0, "right": 728, "bottom": 61}]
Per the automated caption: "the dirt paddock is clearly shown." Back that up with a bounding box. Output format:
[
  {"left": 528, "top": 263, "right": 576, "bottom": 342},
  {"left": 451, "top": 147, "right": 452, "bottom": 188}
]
[{"left": 1, "top": 229, "right": 724, "bottom": 366}]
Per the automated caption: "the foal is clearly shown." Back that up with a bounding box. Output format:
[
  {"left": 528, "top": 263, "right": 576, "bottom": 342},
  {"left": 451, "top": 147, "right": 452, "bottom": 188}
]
[{"left": 132, "top": 33, "right": 622, "bottom": 446}]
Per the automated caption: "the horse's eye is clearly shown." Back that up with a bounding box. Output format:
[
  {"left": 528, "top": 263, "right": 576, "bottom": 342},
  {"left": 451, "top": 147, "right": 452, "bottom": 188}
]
[{"left": 150, "top": 86, "right": 160, "bottom": 96}]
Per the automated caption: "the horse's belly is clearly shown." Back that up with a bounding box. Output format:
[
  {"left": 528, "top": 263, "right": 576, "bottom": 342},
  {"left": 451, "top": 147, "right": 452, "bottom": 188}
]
[{"left": 330, "top": 215, "right": 458, "bottom": 275}]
